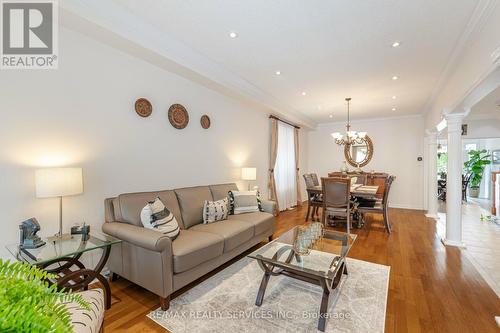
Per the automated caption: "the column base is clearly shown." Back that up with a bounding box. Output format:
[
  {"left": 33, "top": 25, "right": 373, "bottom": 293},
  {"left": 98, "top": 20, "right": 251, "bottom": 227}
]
[
  {"left": 441, "top": 238, "right": 466, "bottom": 248},
  {"left": 425, "top": 213, "right": 439, "bottom": 220}
]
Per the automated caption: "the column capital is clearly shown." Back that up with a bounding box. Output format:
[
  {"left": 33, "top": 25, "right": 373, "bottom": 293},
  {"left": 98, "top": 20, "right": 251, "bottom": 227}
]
[
  {"left": 444, "top": 112, "right": 465, "bottom": 123},
  {"left": 444, "top": 113, "right": 465, "bottom": 132}
]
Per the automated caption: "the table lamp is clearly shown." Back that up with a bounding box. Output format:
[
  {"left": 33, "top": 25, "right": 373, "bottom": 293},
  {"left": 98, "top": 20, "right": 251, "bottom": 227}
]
[
  {"left": 35, "top": 167, "right": 83, "bottom": 240},
  {"left": 241, "top": 167, "right": 257, "bottom": 190}
]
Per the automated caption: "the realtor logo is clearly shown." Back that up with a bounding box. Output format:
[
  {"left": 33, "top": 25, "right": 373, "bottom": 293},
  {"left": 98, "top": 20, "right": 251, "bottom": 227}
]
[{"left": 1, "top": 0, "right": 58, "bottom": 69}]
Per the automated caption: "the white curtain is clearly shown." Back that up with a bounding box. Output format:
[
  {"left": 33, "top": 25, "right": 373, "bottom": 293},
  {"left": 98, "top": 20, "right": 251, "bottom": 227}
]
[{"left": 275, "top": 121, "right": 297, "bottom": 210}]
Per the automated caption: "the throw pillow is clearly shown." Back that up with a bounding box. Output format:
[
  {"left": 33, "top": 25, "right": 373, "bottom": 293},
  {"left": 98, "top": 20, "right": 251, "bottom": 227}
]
[
  {"left": 228, "top": 190, "right": 263, "bottom": 215},
  {"left": 140, "top": 197, "right": 180, "bottom": 240},
  {"left": 203, "top": 198, "right": 229, "bottom": 224}
]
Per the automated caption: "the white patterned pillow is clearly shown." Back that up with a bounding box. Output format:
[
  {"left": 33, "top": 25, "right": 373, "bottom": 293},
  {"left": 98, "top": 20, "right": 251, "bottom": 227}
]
[
  {"left": 228, "top": 190, "right": 263, "bottom": 215},
  {"left": 140, "top": 197, "right": 180, "bottom": 239},
  {"left": 203, "top": 198, "right": 229, "bottom": 224}
]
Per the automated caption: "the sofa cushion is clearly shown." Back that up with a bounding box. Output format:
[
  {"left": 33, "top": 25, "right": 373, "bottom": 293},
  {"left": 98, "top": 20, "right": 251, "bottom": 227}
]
[
  {"left": 114, "top": 190, "right": 184, "bottom": 228},
  {"left": 175, "top": 186, "right": 213, "bottom": 228},
  {"left": 209, "top": 183, "right": 239, "bottom": 201},
  {"left": 172, "top": 229, "right": 224, "bottom": 273},
  {"left": 190, "top": 219, "right": 254, "bottom": 252},
  {"left": 227, "top": 211, "right": 274, "bottom": 236}
]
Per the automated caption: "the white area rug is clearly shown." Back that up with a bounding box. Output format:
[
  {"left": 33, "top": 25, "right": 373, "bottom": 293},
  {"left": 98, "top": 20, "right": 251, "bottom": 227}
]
[{"left": 148, "top": 256, "right": 390, "bottom": 332}]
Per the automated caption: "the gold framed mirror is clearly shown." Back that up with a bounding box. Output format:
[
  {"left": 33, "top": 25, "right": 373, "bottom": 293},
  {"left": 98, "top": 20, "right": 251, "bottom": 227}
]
[{"left": 344, "top": 135, "right": 374, "bottom": 167}]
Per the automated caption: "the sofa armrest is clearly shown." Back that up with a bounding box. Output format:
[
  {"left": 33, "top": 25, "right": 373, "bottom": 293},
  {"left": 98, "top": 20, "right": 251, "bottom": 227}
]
[
  {"left": 261, "top": 200, "right": 277, "bottom": 216},
  {"left": 102, "top": 222, "right": 172, "bottom": 252}
]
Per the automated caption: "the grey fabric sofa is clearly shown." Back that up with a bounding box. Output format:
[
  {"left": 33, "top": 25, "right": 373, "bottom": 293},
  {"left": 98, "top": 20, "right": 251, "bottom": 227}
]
[{"left": 102, "top": 183, "right": 276, "bottom": 310}]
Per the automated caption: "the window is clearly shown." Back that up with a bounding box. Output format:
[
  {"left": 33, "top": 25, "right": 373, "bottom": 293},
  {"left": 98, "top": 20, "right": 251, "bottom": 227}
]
[{"left": 274, "top": 122, "right": 297, "bottom": 210}]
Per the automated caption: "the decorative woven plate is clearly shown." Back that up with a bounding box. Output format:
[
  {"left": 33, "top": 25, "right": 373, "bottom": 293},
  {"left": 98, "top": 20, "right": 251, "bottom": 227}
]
[
  {"left": 200, "top": 115, "right": 211, "bottom": 129},
  {"left": 135, "top": 98, "right": 152, "bottom": 117},
  {"left": 168, "top": 104, "right": 189, "bottom": 129}
]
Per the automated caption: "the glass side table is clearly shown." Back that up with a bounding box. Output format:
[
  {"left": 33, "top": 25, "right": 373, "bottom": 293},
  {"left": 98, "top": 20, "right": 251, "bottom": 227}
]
[{"left": 6, "top": 232, "right": 121, "bottom": 309}]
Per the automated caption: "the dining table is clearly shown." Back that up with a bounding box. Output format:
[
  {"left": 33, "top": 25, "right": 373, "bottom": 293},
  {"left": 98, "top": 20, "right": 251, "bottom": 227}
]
[
  {"left": 306, "top": 184, "right": 380, "bottom": 226},
  {"left": 308, "top": 184, "right": 379, "bottom": 198}
]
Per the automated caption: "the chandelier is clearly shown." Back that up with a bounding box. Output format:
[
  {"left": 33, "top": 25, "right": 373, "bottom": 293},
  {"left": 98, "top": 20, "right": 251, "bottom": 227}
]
[{"left": 331, "top": 97, "right": 367, "bottom": 146}]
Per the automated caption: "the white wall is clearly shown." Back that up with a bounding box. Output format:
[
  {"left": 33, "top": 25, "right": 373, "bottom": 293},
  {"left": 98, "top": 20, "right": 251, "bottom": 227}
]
[
  {"left": 307, "top": 116, "right": 425, "bottom": 209},
  {"left": 463, "top": 118, "right": 500, "bottom": 139},
  {"left": 0, "top": 27, "right": 309, "bottom": 256}
]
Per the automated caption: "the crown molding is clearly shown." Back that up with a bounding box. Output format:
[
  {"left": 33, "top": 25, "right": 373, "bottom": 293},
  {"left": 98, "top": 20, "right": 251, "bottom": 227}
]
[
  {"left": 492, "top": 45, "right": 500, "bottom": 65},
  {"left": 422, "top": 0, "right": 498, "bottom": 115},
  {"left": 59, "top": 0, "right": 317, "bottom": 129},
  {"left": 316, "top": 113, "right": 423, "bottom": 128}
]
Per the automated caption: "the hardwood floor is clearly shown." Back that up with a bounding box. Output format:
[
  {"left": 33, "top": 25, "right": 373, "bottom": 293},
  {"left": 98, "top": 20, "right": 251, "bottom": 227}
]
[{"left": 102, "top": 206, "right": 500, "bottom": 332}]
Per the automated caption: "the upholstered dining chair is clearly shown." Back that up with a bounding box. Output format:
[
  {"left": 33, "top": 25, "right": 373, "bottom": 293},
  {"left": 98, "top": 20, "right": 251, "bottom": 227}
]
[
  {"left": 321, "top": 177, "right": 352, "bottom": 233},
  {"left": 357, "top": 175, "right": 395, "bottom": 233},
  {"left": 311, "top": 173, "right": 320, "bottom": 186},
  {"left": 348, "top": 173, "right": 367, "bottom": 185},
  {"left": 304, "top": 174, "right": 322, "bottom": 221}
]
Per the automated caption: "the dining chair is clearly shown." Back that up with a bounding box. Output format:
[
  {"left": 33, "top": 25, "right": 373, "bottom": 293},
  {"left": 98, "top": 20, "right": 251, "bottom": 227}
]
[
  {"left": 311, "top": 173, "right": 320, "bottom": 186},
  {"left": 462, "top": 174, "right": 471, "bottom": 202},
  {"left": 349, "top": 173, "right": 367, "bottom": 185},
  {"left": 357, "top": 175, "right": 395, "bottom": 233},
  {"left": 303, "top": 174, "right": 322, "bottom": 221},
  {"left": 321, "top": 177, "right": 352, "bottom": 233}
]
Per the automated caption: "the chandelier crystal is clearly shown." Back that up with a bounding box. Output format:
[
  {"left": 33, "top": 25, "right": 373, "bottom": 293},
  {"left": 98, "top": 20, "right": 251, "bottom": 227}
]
[{"left": 331, "top": 98, "right": 367, "bottom": 146}]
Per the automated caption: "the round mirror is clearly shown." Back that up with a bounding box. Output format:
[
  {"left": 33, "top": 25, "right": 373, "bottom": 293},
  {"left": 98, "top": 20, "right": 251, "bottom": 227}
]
[{"left": 344, "top": 136, "right": 374, "bottom": 167}]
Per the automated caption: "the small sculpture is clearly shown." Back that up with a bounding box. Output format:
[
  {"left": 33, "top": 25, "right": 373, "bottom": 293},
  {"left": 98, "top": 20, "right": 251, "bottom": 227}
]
[{"left": 19, "top": 218, "right": 46, "bottom": 249}]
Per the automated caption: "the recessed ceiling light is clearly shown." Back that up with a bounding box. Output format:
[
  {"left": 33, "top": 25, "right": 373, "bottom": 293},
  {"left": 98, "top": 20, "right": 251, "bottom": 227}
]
[
  {"left": 301, "top": 91, "right": 307, "bottom": 96},
  {"left": 229, "top": 31, "right": 238, "bottom": 38},
  {"left": 392, "top": 107, "right": 397, "bottom": 111},
  {"left": 329, "top": 114, "right": 333, "bottom": 118},
  {"left": 318, "top": 105, "right": 322, "bottom": 110},
  {"left": 392, "top": 75, "right": 399, "bottom": 80},
  {"left": 275, "top": 70, "right": 281, "bottom": 75},
  {"left": 392, "top": 41, "right": 401, "bottom": 48},
  {"left": 392, "top": 95, "right": 397, "bottom": 99}
]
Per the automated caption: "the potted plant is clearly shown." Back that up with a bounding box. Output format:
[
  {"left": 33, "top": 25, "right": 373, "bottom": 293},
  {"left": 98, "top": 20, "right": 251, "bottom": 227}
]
[
  {"left": 0, "top": 259, "right": 89, "bottom": 333},
  {"left": 463, "top": 149, "right": 491, "bottom": 198}
]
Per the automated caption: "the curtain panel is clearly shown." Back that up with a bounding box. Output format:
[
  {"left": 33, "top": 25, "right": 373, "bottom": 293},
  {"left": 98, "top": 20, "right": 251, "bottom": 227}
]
[
  {"left": 269, "top": 118, "right": 280, "bottom": 213},
  {"left": 294, "top": 127, "right": 302, "bottom": 206}
]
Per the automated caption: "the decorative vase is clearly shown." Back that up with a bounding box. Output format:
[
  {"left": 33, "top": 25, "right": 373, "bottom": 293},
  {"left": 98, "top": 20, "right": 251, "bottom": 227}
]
[
  {"left": 355, "top": 163, "right": 362, "bottom": 173},
  {"left": 341, "top": 161, "right": 349, "bottom": 173},
  {"left": 469, "top": 187, "right": 479, "bottom": 198}
]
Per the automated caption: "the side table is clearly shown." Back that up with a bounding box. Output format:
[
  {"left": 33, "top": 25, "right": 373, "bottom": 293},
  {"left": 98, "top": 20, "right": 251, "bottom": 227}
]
[{"left": 6, "top": 232, "right": 121, "bottom": 309}]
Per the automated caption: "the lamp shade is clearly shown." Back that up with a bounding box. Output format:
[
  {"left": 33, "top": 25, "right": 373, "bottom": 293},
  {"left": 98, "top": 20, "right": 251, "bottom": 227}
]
[
  {"left": 35, "top": 168, "right": 83, "bottom": 198},
  {"left": 241, "top": 167, "right": 257, "bottom": 181}
]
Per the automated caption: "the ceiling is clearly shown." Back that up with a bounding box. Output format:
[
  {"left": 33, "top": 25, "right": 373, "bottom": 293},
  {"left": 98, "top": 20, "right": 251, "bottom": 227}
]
[
  {"left": 468, "top": 85, "right": 500, "bottom": 120},
  {"left": 107, "top": 0, "right": 477, "bottom": 123}
]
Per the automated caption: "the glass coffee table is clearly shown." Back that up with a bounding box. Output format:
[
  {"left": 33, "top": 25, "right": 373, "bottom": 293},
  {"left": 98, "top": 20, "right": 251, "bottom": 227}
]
[
  {"left": 248, "top": 225, "right": 356, "bottom": 331},
  {"left": 6, "top": 232, "right": 121, "bottom": 309}
]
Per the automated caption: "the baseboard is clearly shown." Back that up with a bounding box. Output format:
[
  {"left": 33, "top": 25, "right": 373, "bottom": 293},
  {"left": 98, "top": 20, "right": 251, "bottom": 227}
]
[
  {"left": 425, "top": 213, "right": 439, "bottom": 220},
  {"left": 441, "top": 238, "right": 466, "bottom": 248},
  {"left": 389, "top": 203, "right": 424, "bottom": 211}
]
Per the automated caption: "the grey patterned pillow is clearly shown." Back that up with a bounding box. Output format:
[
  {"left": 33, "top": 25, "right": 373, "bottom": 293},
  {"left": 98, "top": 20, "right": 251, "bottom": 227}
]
[
  {"left": 203, "top": 198, "right": 229, "bottom": 224},
  {"left": 228, "top": 190, "right": 263, "bottom": 215},
  {"left": 140, "top": 197, "right": 180, "bottom": 240}
]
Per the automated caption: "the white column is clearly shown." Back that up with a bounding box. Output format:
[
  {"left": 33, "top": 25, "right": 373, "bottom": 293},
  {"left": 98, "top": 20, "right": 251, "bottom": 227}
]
[
  {"left": 442, "top": 113, "right": 466, "bottom": 247},
  {"left": 426, "top": 131, "right": 439, "bottom": 219}
]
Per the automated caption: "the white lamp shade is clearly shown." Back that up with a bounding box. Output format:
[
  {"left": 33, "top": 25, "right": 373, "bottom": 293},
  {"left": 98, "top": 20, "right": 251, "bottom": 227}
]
[
  {"left": 331, "top": 132, "right": 342, "bottom": 139},
  {"left": 35, "top": 168, "right": 83, "bottom": 198},
  {"left": 241, "top": 167, "right": 257, "bottom": 181}
]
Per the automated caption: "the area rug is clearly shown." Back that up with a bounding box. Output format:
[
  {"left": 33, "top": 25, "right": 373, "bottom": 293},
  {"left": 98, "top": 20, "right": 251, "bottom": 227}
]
[{"left": 148, "top": 255, "right": 390, "bottom": 333}]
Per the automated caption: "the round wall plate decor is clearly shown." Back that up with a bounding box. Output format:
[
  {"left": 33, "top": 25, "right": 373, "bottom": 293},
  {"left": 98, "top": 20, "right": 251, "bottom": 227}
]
[
  {"left": 168, "top": 104, "right": 189, "bottom": 129},
  {"left": 200, "top": 115, "right": 211, "bottom": 129},
  {"left": 135, "top": 98, "right": 152, "bottom": 117}
]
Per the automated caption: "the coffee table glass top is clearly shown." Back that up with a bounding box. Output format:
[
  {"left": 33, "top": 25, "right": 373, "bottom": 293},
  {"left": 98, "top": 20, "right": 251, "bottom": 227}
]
[
  {"left": 6, "top": 232, "right": 121, "bottom": 265},
  {"left": 248, "top": 225, "right": 356, "bottom": 279}
]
